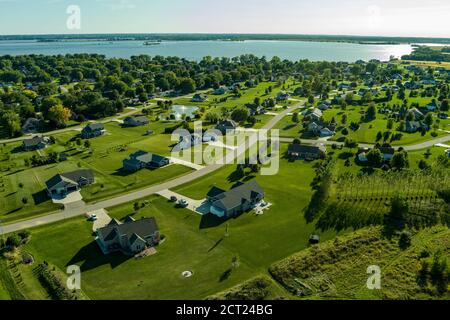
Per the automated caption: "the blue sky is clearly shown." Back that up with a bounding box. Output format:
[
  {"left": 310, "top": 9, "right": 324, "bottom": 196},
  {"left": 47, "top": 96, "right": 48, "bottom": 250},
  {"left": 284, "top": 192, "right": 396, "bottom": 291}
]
[{"left": 0, "top": 0, "right": 449, "bottom": 37}]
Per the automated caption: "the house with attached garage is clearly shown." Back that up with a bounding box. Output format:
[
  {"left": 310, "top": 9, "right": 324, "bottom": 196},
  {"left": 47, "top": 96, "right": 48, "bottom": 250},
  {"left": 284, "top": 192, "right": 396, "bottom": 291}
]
[
  {"left": 123, "top": 115, "right": 149, "bottom": 127},
  {"left": 276, "top": 91, "right": 290, "bottom": 101},
  {"left": 22, "top": 117, "right": 45, "bottom": 134},
  {"left": 216, "top": 119, "right": 238, "bottom": 134},
  {"left": 191, "top": 93, "right": 208, "bottom": 102},
  {"left": 405, "top": 121, "right": 428, "bottom": 133},
  {"left": 22, "top": 136, "right": 50, "bottom": 151},
  {"left": 96, "top": 216, "right": 160, "bottom": 255},
  {"left": 304, "top": 108, "right": 323, "bottom": 122},
  {"left": 81, "top": 123, "right": 105, "bottom": 139},
  {"left": 287, "top": 143, "right": 327, "bottom": 160},
  {"left": 207, "top": 181, "right": 265, "bottom": 219},
  {"left": 123, "top": 150, "right": 170, "bottom": 172},
  {"left": 45, "top": 169, "right": 94, "bottom": 198}
]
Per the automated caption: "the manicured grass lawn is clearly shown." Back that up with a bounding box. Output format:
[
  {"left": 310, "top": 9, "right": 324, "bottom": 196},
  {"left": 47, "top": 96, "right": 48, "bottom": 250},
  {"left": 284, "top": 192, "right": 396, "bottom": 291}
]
[
  {"left": 0, "top": 121, "right": 195, "bottom": 223},
  {"left": 20, "top": 143, "right": 342, "bottom": 300},
  {"left": 323, "top": 106, "right": 448, "bottom": 145},
  {"left": 175, "top": 144, "right": 342, "bottom": 267},
  {"left": 273, "top": 115, "right": 304, "bottom": 138},
  {"left": 23, "top": 198, "right": 257, "bottom": 300}
]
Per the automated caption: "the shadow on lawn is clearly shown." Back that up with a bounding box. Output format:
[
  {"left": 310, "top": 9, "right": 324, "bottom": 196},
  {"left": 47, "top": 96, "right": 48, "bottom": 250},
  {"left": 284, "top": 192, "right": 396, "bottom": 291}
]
[
  {"left": 66, "top": 241, "right": 131, "bottom": 272},
  {"left": 32, "top": 190, "right": 51, "bottom": 205}
]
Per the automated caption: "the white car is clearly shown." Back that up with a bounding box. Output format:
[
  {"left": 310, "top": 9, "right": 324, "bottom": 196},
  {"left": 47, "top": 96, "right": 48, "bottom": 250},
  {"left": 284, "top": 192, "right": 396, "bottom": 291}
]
[
  {"left": 90, "top": 214, "right": 98, "bottom": 221},
  {"left": 178, "top": 199, "right": 188, "bottom": 208}
]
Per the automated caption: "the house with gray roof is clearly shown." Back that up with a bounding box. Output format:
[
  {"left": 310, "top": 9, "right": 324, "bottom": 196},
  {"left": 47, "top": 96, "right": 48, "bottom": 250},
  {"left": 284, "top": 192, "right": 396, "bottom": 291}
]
[
  {"left": 22, "top": 136, "right": 49, "bottom": 151},
  {"left": 45, "top": 169, "right": 94, "bottom": 198},
  {"left": 304, "top": 108, "right": 323, "bottom": 122},
  {"left": 123, "top": 150, "right": 170, "bottom": 172},
  {"left": 216, "top": 119, "right": 238, "bottom": 134},
  {"left": 191, "top": 93, "right": 208, "bottom": 102},
  {"left": 123, "top": 115, "right": 149, "bottom": 127},
  {"left": 81, "top": 123, "right": 105, "bottom": 139},
  {"left": 96, "top": 217, "right": 160, "bottom": 255},
  {"left": 207, "top": 181, "right": 265, "bottom": 218},
  {"left": 287, "top": 143, "right": 327, "bottom": 160},
  {"left": 22, "top": 117, "right": 44, "bottom": 134}
]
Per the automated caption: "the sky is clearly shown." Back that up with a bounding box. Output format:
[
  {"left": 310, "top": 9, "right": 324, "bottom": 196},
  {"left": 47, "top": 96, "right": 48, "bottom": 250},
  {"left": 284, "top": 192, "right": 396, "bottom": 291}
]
[{"left": 0, "top": 0, "right": 449, "bottom": 37}]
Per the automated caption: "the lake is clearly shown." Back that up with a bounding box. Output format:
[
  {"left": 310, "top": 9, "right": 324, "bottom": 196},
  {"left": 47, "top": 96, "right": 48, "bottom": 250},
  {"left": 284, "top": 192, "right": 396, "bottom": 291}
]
[
  {"left": 0, "top": 40, "right": 413, "bottom": 62},
  {"left": 171, "top": 105, "right": 199, "bottom": 121}
]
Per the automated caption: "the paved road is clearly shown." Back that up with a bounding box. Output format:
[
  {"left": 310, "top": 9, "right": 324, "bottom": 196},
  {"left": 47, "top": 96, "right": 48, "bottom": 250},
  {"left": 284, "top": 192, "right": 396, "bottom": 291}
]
[
  {"left": 278, "top": 134, "right": 450, "bottom": 151},
  {"left": 0, "top": 103, "right": 301, "bottom": 235},
  {"left": 0, "top": 108, "right": 146, "bottom": 144}
]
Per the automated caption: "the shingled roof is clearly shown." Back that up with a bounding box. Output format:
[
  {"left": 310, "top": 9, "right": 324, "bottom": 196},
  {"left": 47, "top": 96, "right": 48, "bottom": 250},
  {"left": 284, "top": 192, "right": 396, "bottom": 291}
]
[
  {"left": 97, "top": 217, "right": 159, "bottom": 244},
  {"left": 210, "top": 181, "right": 264, "bottom": 211},
  {"left": 45, "top": 169, "right": 94, "bottom": 189}
]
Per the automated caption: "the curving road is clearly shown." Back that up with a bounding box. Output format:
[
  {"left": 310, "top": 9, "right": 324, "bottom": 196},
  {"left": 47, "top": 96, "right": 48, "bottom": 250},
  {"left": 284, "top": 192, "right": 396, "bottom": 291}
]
[
  {"left": 0, "top": 103, "right": 302, "bottom": 235},
  {"left": 1, "top": 102, "right": 449, "bottom": 235}
]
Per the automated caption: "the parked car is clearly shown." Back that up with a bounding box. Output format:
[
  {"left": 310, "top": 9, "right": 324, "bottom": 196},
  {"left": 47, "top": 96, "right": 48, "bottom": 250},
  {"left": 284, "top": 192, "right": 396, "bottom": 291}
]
[
  {"left": 90, "top": 214, "right": 98, "bottom": 221},
  {"left": 178, "top": 199, "right": 188, "bottom": 208},
  {"left": 170, "top": 196, "right": 178, "bottom": 202}
]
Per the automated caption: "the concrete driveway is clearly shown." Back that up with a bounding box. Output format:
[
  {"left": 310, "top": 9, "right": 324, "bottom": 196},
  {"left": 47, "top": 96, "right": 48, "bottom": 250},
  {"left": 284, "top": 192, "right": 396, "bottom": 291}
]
[
  {"left": 51, "top": 191, "right": 83, "bottom": 205},
  {"left": 88, "top": 209, "right": 112, "bottom": 231},
  {"left": 156, "top": 189, "right": 210, "bottom": 215}
]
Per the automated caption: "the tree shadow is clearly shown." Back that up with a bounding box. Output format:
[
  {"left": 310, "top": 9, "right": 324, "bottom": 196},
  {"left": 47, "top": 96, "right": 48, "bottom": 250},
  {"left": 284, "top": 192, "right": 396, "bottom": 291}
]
[{"left": 65, "top": 241, "right": 131, "bottom": 273}]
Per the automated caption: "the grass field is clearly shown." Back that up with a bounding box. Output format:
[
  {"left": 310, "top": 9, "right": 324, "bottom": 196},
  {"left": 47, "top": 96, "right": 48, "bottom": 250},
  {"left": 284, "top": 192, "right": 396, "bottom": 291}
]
[
  {"left": 0, "top": 121, "right": 195, "bottom": 223},
  {"left": 323, "top": 105, "right": 449, "bottom": 145},
  {"left": 16, "top": 143, "right": 343, "bottom": 299}
]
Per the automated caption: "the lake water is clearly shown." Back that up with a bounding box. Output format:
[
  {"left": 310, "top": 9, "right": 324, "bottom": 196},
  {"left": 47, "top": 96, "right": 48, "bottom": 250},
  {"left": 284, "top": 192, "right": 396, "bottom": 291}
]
[
  {"left": 171, "top": 105, "right": 199, "bottom": 121},
  {"left": 0, "top": 40, "right": 413, "bottom": 62}
]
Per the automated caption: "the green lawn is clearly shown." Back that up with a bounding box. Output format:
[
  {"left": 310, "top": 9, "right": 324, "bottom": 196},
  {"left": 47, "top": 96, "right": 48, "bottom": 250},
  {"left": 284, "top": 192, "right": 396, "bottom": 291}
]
[
  {"left": 0, "top": 121, "right": 195, "bottom": 223},
  {"left": 19, "top": 143, "right": 343, "bottom": 300},
  {"left": 23, "top": 198, "right": 257, "bottom": 300},
  {"left": 323, "top": 105, "right": 449, "bottom": 145}
]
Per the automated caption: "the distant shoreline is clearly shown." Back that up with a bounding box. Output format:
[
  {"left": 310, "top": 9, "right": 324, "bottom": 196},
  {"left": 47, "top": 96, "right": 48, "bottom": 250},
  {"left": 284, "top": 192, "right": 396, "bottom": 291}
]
[{"left": 1, "top": 34, "right": 449, "bottom": 45}]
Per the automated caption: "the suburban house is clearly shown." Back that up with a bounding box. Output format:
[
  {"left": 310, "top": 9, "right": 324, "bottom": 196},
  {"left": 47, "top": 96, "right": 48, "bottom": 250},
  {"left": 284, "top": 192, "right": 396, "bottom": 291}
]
[
  {"left": 45, "top": 169, "right": 95, "bottom": 198},
  {"left": 123, "top": 115, "right": 149, "bottom": 127},
  {"left": 22, "top": 136, "right": 49, "bottom": 151},
  {"left": 123, "top": 150, "right": 170, "bottom": 172},
  {"left": 191, "top": 93, "right": 208, "bottom": 102},
  {"left": 425, "top": 102, "right": 438, "bottom": 112},
  {"left": 207, "top": 181, "right": 265, "bottom": 218},
  {"left": 246, "top": 104, "right": 265, "bottom": 116},
  {"left": 405, "top": 121, "right": 428, "bottom": 133},
  {"left": 409, "top": 107, "right": 424, "bottom": 120},
  {"left": 213, "top": 86, "right": 227, "bottom": 95},
  {"left": 317, "top": 102, "right": 330, "bottom": 111},
  {"left": 216, "top": 119, "right": 238, "bottom": 134},
  {"left": 304, "top": 108, "right": 323, "bottom": 122},
  {"left": 306, "top": 122, "right": 336, "bottom": 137},
  {"left": 377, "top": 146, "right": 396, "bottom": 161},
  {"left": 287, "top": 143, "right": 327, "bottom": 160},
  {"left": 96, "top": 217, "right": 160, "bottom": 255},
  {"left": 276, "top": 91, "right": 290, "bottom": 101},
  {"left": 22, "top": 117, "right": 44, "bottom": 134},
  {"left": 81, "top": 123, "right": 105, "bottom": 139}
]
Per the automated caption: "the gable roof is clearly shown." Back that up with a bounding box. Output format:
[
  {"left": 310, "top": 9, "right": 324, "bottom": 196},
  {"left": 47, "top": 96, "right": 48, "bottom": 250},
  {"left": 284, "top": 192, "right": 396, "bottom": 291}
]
[
  {"left": 211, "top": 181, "right": 264, "bottom": 211},
  {"left": 127, "top": 150, "right": 169, "bottom": 165},
  {"left": 23, "top": 136, "right": 45, "bottom": 148},
  {"left": 287, "top": 144, "right": 326, "bottom": 155},
  {"left": 84, "top": 123, "right": 104, "bottom": 131},
  {"left": 46, "top": 169, "right": 94, "bottom": 190},
  {"left": 98, "top": 217, "right": 159, "bottom": 243}
]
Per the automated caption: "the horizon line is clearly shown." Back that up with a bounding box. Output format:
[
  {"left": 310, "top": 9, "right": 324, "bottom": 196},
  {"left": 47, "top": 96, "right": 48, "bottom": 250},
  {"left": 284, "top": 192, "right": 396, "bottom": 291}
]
[{"left": 0, "top": 32, "right": 449, "bottom": 40}]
